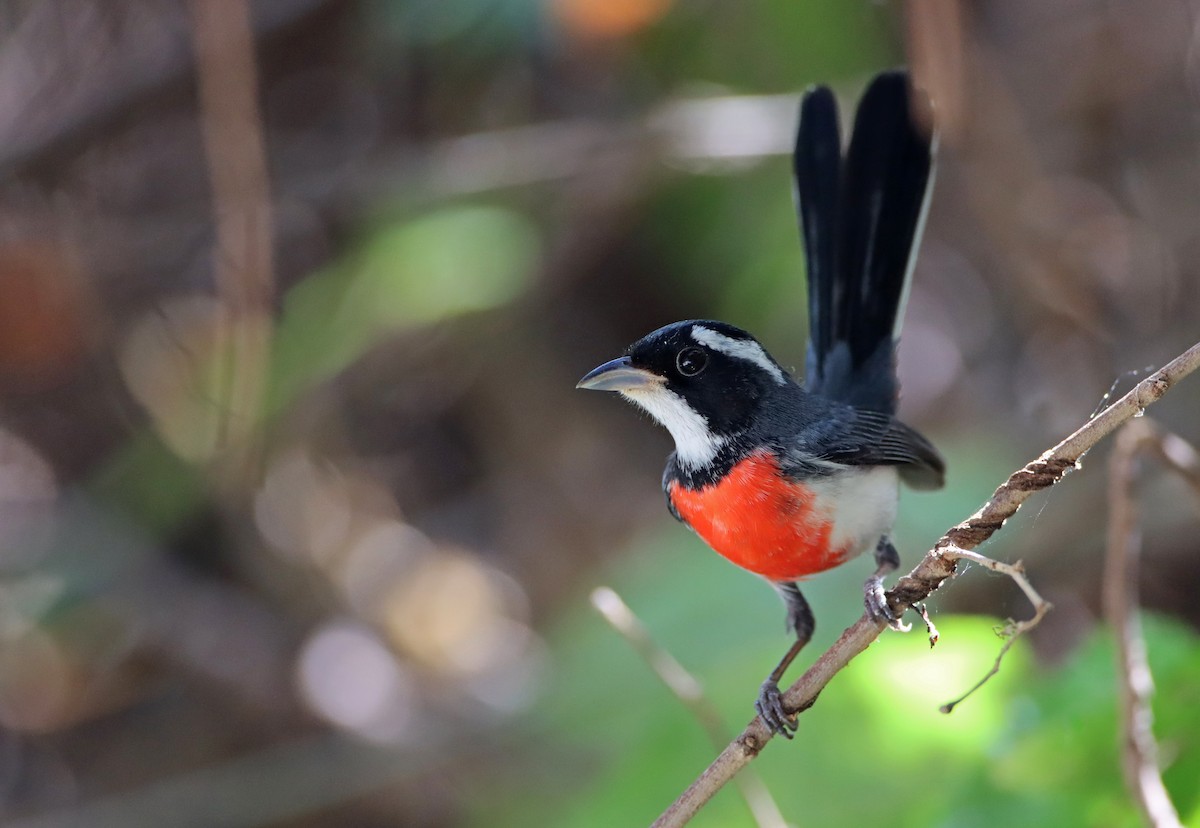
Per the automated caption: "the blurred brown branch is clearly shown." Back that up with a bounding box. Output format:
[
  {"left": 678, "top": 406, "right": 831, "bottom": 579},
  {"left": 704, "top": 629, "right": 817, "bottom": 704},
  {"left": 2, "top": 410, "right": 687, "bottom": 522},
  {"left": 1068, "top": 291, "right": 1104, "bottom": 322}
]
[
  {"left": 652, "top": 338, "right": 1200, "bottom": 828},
  {"left": 188, "top": 0, "right": 274, "bottom": 484},
  {"left": 1104, "top": 420, "right": 1200, "bottom": 828}
]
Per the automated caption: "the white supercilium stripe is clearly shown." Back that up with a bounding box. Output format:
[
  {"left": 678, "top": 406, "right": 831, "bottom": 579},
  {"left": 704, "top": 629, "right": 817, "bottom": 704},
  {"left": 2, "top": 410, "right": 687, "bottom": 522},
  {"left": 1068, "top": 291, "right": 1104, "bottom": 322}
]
[{"left": 690, "top": 326, "right": 786, "bottom": 384}]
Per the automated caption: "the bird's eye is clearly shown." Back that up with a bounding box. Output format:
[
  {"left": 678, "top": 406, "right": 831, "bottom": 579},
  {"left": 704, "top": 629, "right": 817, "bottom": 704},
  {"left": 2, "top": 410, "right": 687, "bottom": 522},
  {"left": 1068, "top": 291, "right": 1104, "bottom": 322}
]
[{"left": 676, "top": 347, "right": 708, "bottom": 377}]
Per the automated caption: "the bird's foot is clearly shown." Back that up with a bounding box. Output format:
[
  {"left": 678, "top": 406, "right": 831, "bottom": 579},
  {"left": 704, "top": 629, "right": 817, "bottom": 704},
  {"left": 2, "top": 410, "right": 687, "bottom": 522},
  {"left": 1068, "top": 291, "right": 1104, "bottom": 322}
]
[
  {"left": 864, "top": 574, "right": 911, "bottom": 632},
  {"left": 755, "top": 679, "right": 797, "bottom": 739}
]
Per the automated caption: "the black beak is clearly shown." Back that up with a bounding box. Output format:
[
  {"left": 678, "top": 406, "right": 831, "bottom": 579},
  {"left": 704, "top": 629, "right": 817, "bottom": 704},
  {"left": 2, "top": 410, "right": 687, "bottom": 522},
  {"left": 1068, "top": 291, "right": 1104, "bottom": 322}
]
[{"left": 576, "top": 356, "right": 664, "bottom": 392}]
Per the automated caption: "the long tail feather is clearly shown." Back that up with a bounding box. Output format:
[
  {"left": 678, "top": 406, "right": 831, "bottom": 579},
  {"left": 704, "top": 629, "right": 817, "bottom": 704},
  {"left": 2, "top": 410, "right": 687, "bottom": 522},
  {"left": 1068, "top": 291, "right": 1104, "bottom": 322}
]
[
  {"left": 797, "top": 70, "right": 934, "bottom": 414},
  {"left": 794, "top": 85, "right": 841, "bottom": 376}
]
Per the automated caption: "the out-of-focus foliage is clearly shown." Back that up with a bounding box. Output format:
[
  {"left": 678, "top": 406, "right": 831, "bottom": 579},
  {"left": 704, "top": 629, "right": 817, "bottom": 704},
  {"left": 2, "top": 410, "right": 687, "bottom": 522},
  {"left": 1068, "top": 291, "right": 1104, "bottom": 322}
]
[
  {"left": 1, "top": 0, "right": 1200, "bottom": 826},
  {"left": 272, "top": 204, "right": 540, "bottom": 404},
  {"left": 469, "top": 497, "right": 1200, "bottom": 827},
  {"left": 478, "top": 561, "right": 1200, "bottom": 828}
]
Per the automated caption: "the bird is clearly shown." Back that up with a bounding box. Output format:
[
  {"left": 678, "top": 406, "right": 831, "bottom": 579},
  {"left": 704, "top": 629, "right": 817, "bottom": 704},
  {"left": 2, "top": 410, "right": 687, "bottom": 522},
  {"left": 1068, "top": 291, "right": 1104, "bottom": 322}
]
[{"left": 576, "top": 70, "right": 944, "bottom": 738}]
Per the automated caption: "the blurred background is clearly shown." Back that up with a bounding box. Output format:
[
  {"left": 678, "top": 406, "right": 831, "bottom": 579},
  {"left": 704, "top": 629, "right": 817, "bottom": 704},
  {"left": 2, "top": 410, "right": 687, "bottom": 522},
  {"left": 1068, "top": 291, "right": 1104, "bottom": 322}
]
[{"left": 1, "top": 1, "right": 1199, "bottom": 825}]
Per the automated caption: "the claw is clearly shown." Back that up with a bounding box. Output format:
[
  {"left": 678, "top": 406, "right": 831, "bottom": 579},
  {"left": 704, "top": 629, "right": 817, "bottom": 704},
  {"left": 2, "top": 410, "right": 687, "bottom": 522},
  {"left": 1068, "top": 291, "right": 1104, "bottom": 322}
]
[
  {"left": 756, "top": 679, "right": 797, "bottom": 738},
  {"left": 864, "top": 575, "right": 911, "bottom": 632}
]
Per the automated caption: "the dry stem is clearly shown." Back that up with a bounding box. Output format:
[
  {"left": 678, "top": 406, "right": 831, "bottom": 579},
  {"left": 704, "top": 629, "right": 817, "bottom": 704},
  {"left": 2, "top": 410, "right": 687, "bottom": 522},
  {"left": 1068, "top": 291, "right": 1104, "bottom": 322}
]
[
  {"left": 937, "top": 548, "right": 1051, "bottom": 713},
  {"left": 1103, "top": 421, "right": 1194, "bottom": 828},
  {"left": 591, "top": 588, "right": 787, "bottom": 828}
]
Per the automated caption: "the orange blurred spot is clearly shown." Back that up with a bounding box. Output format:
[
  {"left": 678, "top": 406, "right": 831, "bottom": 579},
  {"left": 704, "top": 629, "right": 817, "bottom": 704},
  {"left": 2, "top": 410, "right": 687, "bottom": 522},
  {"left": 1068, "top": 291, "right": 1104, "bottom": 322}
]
[
  {"left": 549, "top": 0, "right": 673, "bottom": 38},
  {"left": 0, "top": 243, "right": 91, "bottom": 392}
]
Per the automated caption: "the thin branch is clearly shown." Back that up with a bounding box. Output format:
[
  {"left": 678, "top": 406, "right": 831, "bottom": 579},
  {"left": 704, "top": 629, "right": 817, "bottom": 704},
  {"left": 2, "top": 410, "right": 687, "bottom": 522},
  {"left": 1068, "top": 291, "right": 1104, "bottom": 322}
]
[
  {"left": 937, "top": 548, "right": 1051, "bottom": 713},
  {"left": 1104, "top": 421, "right": 1186, "bottom": 828},
  {"left": 915, "top": 602, "right": 940, "bottom": 647},
  {"left": 591, "top": 587, "right": 787, "bottom": 828},
  {"left": 652, "top": 339, "right": 1200, "bottom": 828}
]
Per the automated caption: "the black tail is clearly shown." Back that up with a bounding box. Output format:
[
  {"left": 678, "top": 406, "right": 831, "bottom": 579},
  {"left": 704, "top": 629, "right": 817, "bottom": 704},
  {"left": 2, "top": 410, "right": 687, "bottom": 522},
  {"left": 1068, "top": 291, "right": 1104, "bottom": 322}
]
[{"left": 796, "top": 70, "right": 934, "bottom": 414}]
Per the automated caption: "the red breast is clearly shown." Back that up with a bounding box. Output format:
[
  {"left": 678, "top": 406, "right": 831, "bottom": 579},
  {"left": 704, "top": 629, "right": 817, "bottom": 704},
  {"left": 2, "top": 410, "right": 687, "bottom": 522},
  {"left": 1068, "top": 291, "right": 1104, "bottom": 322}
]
[{"left": 667, "top": 451, "right": 852, "bottom": 582}]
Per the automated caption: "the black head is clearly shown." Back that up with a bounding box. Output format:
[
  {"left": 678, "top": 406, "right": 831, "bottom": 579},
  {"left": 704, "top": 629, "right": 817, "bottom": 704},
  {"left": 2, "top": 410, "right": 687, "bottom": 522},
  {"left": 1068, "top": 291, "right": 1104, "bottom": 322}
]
[{"left": 577, "top": 320, "right": 793, "bottom": 468}]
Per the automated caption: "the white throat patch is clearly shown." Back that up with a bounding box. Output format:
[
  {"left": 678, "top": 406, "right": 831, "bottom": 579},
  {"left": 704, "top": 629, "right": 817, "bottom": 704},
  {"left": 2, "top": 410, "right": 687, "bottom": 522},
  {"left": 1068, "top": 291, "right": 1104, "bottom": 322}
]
[
  {"left": 690, "top": 326, "right": 786, "bottom": 384},
  {"left": 619, "top": 386, "right": 725, "bottom": 469}
]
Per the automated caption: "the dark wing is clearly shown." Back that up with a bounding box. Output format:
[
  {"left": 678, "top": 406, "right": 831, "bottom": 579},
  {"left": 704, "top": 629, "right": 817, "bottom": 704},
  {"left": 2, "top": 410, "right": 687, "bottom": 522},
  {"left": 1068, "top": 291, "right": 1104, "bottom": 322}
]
[
  {"left": 798, "top": 70, "right": 935, "bottom": 415},
  {"left": 782, "top": 407, "right": 945, "bottom": 490}
]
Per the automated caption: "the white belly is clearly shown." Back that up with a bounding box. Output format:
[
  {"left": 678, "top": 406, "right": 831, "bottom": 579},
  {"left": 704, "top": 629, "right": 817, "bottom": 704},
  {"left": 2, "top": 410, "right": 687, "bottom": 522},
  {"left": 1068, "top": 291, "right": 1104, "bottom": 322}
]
[{"left": 808, "top": 466, "right": 900, "bottom": 560}]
